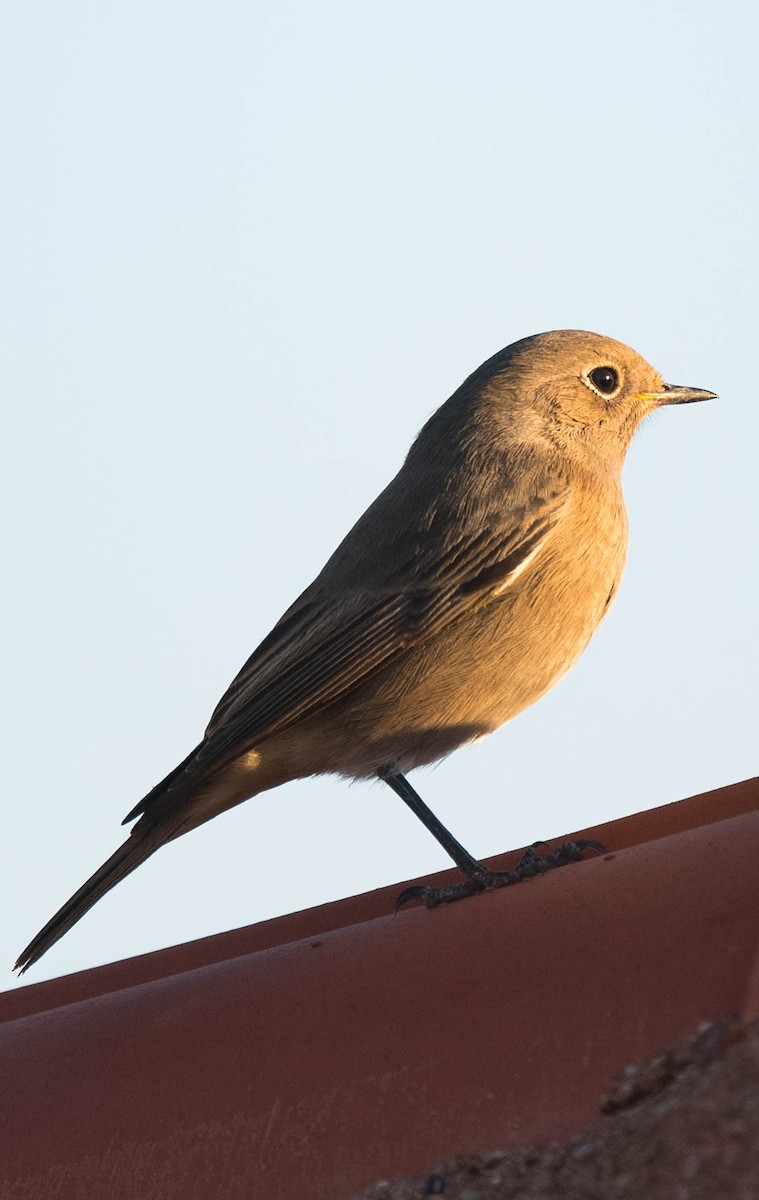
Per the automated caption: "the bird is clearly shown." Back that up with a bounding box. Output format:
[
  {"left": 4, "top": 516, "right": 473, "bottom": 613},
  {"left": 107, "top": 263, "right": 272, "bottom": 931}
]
[{"left": 15, "top": 329, "right": 715, "bottom": 972}]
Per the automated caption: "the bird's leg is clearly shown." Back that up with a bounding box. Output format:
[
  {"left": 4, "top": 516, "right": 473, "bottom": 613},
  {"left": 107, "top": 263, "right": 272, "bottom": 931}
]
[
  {"left": 378, "top": 769, "right": 602, "bottom": 909},
  {"left": 378, "top": 768, "right": 490, "bottom": 879}
]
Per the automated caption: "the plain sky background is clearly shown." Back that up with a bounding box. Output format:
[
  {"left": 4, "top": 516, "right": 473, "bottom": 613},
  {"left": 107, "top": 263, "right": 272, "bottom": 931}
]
[{"left": 2, "top": 1, "right": 757, "bottom": 987}]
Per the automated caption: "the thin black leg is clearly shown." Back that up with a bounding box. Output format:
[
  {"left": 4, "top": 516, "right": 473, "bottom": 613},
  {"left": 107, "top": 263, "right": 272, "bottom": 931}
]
[
  {"left": 377, "top": 768, "right": 491, "bottom": 880},
  {"left": 378, "top": 768, "right": 603, "bottom": 909}
]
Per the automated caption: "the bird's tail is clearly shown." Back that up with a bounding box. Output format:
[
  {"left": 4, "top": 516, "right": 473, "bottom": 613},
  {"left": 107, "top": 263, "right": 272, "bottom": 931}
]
[{"left": 14, "top": 829, "right": 164, "bottom": 974}]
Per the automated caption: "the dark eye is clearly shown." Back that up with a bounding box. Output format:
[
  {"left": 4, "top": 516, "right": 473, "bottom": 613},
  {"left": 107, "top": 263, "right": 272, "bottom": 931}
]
[{"left": 588, "top": 366, "right": 620, "bottom": 395}]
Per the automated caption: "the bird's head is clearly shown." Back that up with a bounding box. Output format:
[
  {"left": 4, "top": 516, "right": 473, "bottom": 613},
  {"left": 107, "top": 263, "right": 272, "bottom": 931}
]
[{"left": 477, "top": 329, "right": 716, "bottom": 467}]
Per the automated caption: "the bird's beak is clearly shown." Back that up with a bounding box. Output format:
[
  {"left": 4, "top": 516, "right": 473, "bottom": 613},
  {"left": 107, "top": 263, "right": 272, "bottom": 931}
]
[{"left": 640, "top": 383, "right": 718, "bottom": 407}]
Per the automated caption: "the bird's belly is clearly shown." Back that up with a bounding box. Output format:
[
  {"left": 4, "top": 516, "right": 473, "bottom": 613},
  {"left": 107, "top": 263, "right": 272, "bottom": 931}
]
[{"left": 335, "top": 531, "right": 626, "bottom": 775}]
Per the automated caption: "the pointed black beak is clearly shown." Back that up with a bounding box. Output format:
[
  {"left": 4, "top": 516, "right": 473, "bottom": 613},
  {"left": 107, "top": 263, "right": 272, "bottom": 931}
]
[{"left": 643, "top": 383, "right": 718, "bottom": 406}]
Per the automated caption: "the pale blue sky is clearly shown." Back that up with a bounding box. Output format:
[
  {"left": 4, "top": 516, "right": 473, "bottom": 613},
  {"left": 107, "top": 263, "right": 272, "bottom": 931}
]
[{"left": 2, "top": 1, "right": 757, "bottom": 985}]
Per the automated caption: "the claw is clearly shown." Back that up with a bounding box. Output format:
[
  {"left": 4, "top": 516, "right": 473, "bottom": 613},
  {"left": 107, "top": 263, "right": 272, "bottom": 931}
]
[
  {"left": 394, "top": 838, "right": 605, "bottom": 913},
  {"left": 394, "top": 885, "right": 428, "bottom": 912}
]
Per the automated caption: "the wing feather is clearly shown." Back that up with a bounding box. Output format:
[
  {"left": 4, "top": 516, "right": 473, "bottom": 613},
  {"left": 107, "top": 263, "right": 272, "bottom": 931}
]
[
  {"left": 197, "top": 498, "right": 566, "bottom": 771},
  {"left": 126, "top": 481, "right": 570, "bottom": 824}
]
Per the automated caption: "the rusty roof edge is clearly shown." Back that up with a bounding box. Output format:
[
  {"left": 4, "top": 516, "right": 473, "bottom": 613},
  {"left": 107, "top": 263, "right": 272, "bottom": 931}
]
[{"left": 2, "top": 775, "right": 757, "bottom": 1024}]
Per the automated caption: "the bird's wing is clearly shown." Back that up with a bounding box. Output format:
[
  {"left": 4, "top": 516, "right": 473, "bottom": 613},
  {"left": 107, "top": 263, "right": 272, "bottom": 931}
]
[
  {"left": 125, "top": 484, "right": 569, "bottom": 824},
  {"left": 197, "top": 490, "right": 568, "bottom": 767}
]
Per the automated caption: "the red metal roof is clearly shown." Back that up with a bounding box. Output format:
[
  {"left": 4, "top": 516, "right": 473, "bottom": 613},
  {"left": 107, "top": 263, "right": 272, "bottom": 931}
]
[{"left": 2, "top": 777, "right": 758, "bottom": 1199}]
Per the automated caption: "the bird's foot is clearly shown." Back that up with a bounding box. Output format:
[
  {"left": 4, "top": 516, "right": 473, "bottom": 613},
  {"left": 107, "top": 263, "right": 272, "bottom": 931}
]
[{"left": 395, "top": 838, "right": 604, "bottom": 910}]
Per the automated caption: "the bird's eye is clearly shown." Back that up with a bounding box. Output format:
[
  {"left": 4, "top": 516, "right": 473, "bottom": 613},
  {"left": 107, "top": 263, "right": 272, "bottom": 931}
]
[{"left": 587, "top": 366, "right": 620, "bottom": 396}]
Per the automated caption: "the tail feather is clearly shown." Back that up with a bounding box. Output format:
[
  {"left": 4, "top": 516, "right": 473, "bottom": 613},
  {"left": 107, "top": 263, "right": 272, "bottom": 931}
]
[
  {"left": 122, "top": 742, "right": 204, "bottom": 825},
  {"left": 15, "top": 830, "right": 163, "bottom": 974}
]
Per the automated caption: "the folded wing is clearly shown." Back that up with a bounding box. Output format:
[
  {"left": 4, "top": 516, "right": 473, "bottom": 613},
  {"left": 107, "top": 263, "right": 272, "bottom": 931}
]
[{"left": 125, "top": 478, "right": 569, "bottom": 832}]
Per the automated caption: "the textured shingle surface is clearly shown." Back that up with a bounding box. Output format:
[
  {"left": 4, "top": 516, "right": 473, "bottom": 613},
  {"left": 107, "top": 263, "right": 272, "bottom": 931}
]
[{"left": 1, "top": 777, "right": 758, "bottom": 1200}]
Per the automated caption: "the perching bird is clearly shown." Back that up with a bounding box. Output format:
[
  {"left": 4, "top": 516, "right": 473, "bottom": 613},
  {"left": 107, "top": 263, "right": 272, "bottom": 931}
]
[{"left": 15, "top": 330, "right": 715, "bottom": 972}]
